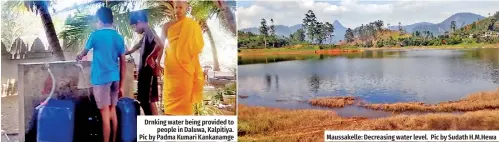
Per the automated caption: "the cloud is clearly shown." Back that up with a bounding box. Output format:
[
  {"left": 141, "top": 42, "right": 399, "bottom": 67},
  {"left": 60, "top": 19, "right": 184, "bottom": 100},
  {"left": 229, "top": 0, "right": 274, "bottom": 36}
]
[{"left": 237, "top": 0, "right": 499, "bottom": 29}]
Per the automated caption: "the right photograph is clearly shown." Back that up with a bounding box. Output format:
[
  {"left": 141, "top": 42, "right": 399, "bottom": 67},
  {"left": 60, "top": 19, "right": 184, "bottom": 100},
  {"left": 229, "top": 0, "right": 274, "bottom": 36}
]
[{"left": 237, "top": 0, "right": 499, "bottom": 141}]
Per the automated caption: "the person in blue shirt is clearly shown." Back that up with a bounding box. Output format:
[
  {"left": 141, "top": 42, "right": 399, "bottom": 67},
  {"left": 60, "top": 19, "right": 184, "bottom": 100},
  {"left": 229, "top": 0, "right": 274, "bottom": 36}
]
[{"left": 76, "top": 7, "right": 126, "bottom": 142}]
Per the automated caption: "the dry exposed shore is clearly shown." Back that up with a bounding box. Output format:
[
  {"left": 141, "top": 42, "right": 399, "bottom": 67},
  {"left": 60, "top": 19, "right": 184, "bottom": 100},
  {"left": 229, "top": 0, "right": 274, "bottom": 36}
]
[
  {"left": 308, "top": 89, "right": 499, "bottom": 112},
  {"left": 238, "top": 89, "right": 499, "bottom": 141}
]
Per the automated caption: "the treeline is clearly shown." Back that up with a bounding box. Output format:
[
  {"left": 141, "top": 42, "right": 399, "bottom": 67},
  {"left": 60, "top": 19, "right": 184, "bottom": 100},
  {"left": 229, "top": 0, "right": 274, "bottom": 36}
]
[
  {"left": 238, "top": 31, "right": 291, "bottom": 49},
  {"left": 238, "top": 10, "right": 335, "bottom": 49},
  {"left": 345, "top": 11, "right": 499, "bottom": 48},
  {"left": 239, "top": 11, "right": 499, "bottom": 49}
]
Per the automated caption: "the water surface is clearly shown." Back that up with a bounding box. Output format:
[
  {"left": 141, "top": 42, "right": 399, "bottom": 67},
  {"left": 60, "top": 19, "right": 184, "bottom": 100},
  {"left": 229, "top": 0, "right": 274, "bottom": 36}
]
[{"left": 238, "top": 48, "right": 499, "bottom": 117}]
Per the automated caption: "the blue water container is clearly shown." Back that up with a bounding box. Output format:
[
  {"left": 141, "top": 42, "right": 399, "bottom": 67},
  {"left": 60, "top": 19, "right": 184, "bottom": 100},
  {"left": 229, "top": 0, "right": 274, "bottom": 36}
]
[
  {"left": 37, "top": 98, "right": 75, "bottom": 142},
  {"left": 117, "top": 97, "right": 139, "bottom": 142}
]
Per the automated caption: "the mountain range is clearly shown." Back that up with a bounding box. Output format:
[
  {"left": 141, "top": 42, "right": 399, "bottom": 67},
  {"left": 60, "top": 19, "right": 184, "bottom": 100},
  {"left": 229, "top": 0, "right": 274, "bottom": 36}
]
[
  {"left": 388, "top": 12, "right": 485, "bottom": 35},
  {"left": 240, "top": 12, "right": 485, "bottom": 43}
]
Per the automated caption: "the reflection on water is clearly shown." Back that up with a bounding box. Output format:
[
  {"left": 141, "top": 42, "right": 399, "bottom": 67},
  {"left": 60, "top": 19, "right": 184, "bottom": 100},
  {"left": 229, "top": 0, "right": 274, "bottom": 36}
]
[
  {"left": 238, "top": 48, "right": 499, "bottom": 117},
  {"left": 238, "top": 50, "right": 405, "bottom": 65}
]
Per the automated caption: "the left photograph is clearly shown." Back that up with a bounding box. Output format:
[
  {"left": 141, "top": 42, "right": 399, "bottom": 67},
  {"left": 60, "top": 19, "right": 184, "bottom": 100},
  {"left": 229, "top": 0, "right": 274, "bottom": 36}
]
[{"left": 1, "top": 0, "right": 237, "bottom": 142}]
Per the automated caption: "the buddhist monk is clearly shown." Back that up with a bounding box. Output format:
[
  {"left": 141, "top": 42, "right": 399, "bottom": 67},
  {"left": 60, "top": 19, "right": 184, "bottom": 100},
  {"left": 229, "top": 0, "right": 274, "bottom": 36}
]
[{"left": 149, "top": 0, "right": 204, "bottom": 115}]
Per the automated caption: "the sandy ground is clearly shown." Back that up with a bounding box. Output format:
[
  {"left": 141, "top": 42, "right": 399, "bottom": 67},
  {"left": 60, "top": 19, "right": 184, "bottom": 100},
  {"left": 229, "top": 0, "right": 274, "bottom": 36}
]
[
  {"left": 1, "top": 96, "right": 19, "bottom": 134},
  {"left": 1, "top": 96, "right": 19, "bottom": 142}
]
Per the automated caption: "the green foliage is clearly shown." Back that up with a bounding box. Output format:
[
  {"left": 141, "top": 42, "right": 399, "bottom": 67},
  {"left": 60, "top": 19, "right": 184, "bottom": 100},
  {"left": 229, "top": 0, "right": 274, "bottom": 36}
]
[
  {"left": 319, "top": 44, "right": 336, "bottom": 49},
  {"left": 352, "top": 20, "right": 385, "bottom": 43},
  {"left": 259, "top": 18, "right": 269, "bottom": 47},
  {"left": 299, "top": 10, "right": 335, "bottom": 44},
  {"left": 193, "top": 103, "right": 224, "bottom": 116},
  {"left": 463, "top": 38, "right": 477, "bottom": 44},
  {"left": 23, "top": 1, "right": 52, "bottom": 14},
  {"left": 269, "top": 19, "right": 276, "bottom": 37},
  {"left": 315, "top": 21, "right": 334, "bottom": 44},
  {"left": 259, "top": 19, "right": 269, "bottom": 36},
  {"left": 292, "top": 29, "right": 306, "bottom": 42},
  {"left": 2, "top": 1, "right": 31, "bottom": 47},
  {"left": 451, "top": 20, "right": 457, "bottom": 32},
  {"left": 376, "top": 40, "right": 384, "bottom": 47},
  {"left": 59, "top": 12, "right": 94, "bottom": 51},
  {"left": 189, "top": 1, "right": 217, "bottom": 22},
  {"left": 448, "top": 36, "right": 463, "bottom": 45},
  {"left": 214, "top": 88, "right": 224, "bottom": 101},
  {"left": 188, "top": 0, "right": 235, "bottom": 34},
  {"left": 365, "top": 40, "right": 373, "bottom": 48},
  {"left": 224, "top": 82, "right": 236, "bottom": 95},
  {"left": 303, "top": 10, "right": 318, "bottom": 42},
  {"left": 238, "top": 31, "right": 292, "bottom": 49},
  {"left": 430, "top": 39, "right": 442, "bottom": 46},
  {"left": 59, "top": 1, "right": 173, "bottom": 51},
  {"left": 345, "top": 28, "right": 355, "bottom": 43},
  {"left": 347, "top": 15, "right": 499, "bottom": 48}
]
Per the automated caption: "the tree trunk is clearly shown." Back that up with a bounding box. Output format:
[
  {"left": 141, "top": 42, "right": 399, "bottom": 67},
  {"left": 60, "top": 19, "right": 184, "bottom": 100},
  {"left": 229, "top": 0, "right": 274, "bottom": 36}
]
[
  {"left": 38, "top": 4, "right": 65, "bottom": 61},
  {"left": 215, "top": 1, "right": 236, "bottom": 36},
  {"left": 204, "top": 22, "right": 220, "bottom": 71},
  {"left": 272, "top": 37, "right": 275, "bottom": 48},
  {"left": 264, "top": 36, "right": 267, "bottom": 48}
]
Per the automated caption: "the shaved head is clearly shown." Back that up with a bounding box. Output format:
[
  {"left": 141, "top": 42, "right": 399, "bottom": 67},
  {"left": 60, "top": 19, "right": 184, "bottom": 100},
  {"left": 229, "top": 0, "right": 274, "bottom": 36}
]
[{"left": 173, "top": 0, "right": 189, "bottom": 19}]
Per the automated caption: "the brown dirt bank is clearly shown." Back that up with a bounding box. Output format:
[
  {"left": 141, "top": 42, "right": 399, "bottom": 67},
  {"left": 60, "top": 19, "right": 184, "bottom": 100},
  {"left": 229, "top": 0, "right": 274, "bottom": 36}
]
[{"left": 238, "top": 104, "right": 499, "bottom": 141}]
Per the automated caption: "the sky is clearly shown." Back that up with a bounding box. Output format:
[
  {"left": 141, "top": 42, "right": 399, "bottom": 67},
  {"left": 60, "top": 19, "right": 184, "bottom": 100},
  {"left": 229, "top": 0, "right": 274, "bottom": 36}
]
[{"left": 236, "top": 0, "right": 499, "bottom": 29}]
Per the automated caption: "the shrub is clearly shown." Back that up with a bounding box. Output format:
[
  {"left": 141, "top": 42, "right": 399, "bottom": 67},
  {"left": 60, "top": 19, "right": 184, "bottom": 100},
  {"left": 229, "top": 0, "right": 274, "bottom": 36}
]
[
  {"left": 462, "top": 38, "right": 477, "bottom": 44},
  {"left": 365, "top": 40, "right": 373, "bottom": 48},
  {"left": 376, "top": 40, "right": 384, "bottom": 48}
]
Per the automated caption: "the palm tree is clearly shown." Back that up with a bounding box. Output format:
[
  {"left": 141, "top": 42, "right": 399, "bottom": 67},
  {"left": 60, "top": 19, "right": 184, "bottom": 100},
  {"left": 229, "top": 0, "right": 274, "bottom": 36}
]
[
  {"left": 60, "top": 1, "right": 171, "bottom": 52},
  {"left": 189, "top": 1, "right": 236, "bottom": 71},
  {"left": 60, "top": 0, "right": 235, "bottom": 72},
  {"left": 213, "top": 1, "right": 236, "bottom": 36},
  {"left": 23, "top": 1, "right": 65, "bottom": 60}
]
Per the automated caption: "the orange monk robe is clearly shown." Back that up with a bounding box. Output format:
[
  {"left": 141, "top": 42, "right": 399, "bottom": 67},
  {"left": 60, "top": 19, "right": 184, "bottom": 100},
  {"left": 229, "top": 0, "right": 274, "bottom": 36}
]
[{"left": 163, "top": 17, "right": 205, "bottom": 115}]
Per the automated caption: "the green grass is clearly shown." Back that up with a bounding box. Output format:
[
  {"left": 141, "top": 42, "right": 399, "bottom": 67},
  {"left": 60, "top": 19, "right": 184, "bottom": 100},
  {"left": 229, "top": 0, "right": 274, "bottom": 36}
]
[
  {"left": 239, "top": 42, "right": 497, "bottom": 54},
  {"left": 239, "top": 44, "right": 362, "bottom": 53},
  {"left": 402, "top": 43, "right": 493, "bottom": 49}
]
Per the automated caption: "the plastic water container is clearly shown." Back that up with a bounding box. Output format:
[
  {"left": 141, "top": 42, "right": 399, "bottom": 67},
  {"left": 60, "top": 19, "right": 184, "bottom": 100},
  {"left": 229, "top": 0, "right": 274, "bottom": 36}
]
[
  {"left": 37, "top": 99, "right": 75, "bottom": 142},
  {"left": 116, "top": 97, "right": 139, "bottom": 142}
]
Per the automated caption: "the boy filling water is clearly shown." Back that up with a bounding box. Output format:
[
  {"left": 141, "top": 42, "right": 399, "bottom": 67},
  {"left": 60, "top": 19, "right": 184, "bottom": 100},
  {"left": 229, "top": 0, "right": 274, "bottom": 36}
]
[{"left": 76, "top": 7, "right": 126, "bottom": 142}]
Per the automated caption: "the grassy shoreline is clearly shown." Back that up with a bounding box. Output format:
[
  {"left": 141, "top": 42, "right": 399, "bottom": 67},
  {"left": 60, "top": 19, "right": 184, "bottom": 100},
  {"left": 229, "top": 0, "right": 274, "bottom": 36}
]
[
  {"left": 307, "top": 88, "right": 499, "bottom": 112},
  {"left": 238, "top": 43, "right": 499, "bottom": 56},
  {"left": 238, "top": 89, "right": 499, "bottom": 141}
]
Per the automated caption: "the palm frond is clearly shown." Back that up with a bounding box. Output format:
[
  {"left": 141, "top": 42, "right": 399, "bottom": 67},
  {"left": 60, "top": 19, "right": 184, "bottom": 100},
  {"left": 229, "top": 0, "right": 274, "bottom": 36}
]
[
  {"left": 23, "top": 1, "right": 53, "bottom": 15},
  {"left": 145, "top": 1, "right": 175, "bottom": 26},
  {"left": 59, "top": 13, "right": 94, "bottom": 51},
  {"left": 2, "top": 1, "right": 24, "bottom": 12},
  {"left": 189, "top": 1, "right": 217, "bottom": 21},
  {"left": 60, "top": 1, "right": 174, "bottom": 49},
  {"left": 189, "top": 1, "right": 235, "bottom": 35}
]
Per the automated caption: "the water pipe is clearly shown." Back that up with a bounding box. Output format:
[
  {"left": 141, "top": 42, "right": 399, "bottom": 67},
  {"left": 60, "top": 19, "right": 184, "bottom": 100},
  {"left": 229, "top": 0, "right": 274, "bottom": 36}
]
[{"left": 36, "top": 63, "right": 55, "bottom": 109}]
